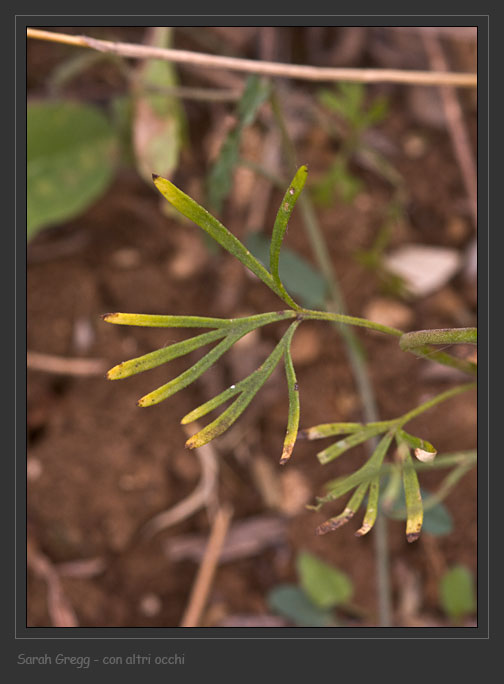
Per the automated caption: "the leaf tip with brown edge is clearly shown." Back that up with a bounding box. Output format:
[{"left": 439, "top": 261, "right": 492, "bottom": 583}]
[
  {"left": 315, "top": 509, "right": 355, "bottom": 536},
  {"left": 354, "top": 522, "right": 372, "bottom": 538},
  {"left": 406, "top": 531, "right": 421, "bottom": 543},
  {"left": 102, "top": 312, "right": 118, "bottom": 322}
]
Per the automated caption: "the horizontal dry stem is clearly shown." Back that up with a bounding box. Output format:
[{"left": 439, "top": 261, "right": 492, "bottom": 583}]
[{"left": 27, "top": 28, "right": 477, "bottom": 88}]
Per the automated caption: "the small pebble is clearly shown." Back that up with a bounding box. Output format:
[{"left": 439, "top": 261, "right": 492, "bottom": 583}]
[
  {"left": 402, "top": 133, "right": 427, "bottom": 159},
  {"left": 138, "top": 593, "right": 162, "bottom": 618},
  {"left": 27, "top": 458, "right": 43, "bottom": 482},
  {"left": 363, "top": 298, "right": 414, "bottom": 330},
  {"left": 111, "top": 248, "right": 141, "bottom": 269}
]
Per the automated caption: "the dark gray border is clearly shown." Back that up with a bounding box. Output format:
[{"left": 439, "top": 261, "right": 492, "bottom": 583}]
[{"left": 13, "top": 12, "right": 490, "bottom": 673}]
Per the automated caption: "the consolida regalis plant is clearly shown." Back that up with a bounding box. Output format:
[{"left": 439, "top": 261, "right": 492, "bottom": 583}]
[{"left": 103, "top": 167, "right": 477, "bottom": 543}]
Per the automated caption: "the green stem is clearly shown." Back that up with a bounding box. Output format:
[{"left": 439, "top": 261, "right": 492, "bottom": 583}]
[
  {"left": 399, "top": 328, "right": 477, "bottom": 377},
  {"left": 396, "top": 382, "right": 477, "bottom": 428},
  {"left": 400, "top": 328, "right": 477, "bottom": 347},
  {"left": 301, "top": 309, "right": 402, "bottom": 338}
]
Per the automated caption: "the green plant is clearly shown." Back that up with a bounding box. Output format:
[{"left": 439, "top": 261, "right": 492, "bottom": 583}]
[
  {"left": 438, "top": 565, "right": 476, "bottom": 624},
  {"left": 103, "top": 167, "right": 476, "bottom": 542},
  {"left": 313, "top": 82, "right": 388, "bottom": 206},
  {"left": 267, "top": 551, "right": 354, "bottom": 627},
  {"left": 315, "top": 83, "right": 411, "bottom": 297},
  {"left": 27, "top": 30, "right": 184, "bottom": 240},
  {"left": 27, "top": 100, "right": 119, "bottom": 239}
]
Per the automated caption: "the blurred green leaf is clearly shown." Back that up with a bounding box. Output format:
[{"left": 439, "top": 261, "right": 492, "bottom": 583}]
[
  {"left": 364, "top": 95, "right": 389, "bottom": 126},
  {"left": 319, "top": 430, "right": 394, "bottom": 504},
  {"left": 245, "top": 231, "right": 327, "bottom": 309},
  {"left": 133, "top": 27, "right": 183, "bottom": 183},
  {"left": 296, "top": 551, "right": 353, "bottom": 609},
  {"left": 384, "top": 486, "right": 454, "bottom": 537},
  {"left": 422, "top": 498, "right": 454, "bottom": 536},
  {"left": 27, "top": 100, "right": 118, "bottom": 239},
  {"left": 439, "top": 565, "right": 476, "bottom": 621},
  {"left": 312, "top": 157, "right": 363, "bottom": 206},
  {"left": 267, "top": 584, "right": 334, "bottom": 627},
  {"left": 207, "top": 75, "right": 270, "bottom": 212},
  {"left": 318, "top": 83, "right": 365, "bottom": 125}
]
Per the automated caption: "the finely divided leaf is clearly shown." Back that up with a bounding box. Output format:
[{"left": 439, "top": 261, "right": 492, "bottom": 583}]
[
  {"left": 269, "top": 166, "right": 308, "bottom": 311},
  {"left": 107, "top": 328, "right": 227, "bottom": 380},
  {"left": 103, "top": 312, "right": 234, "bottom": 328},
  {"left": 318, "top": 430, "right": 394, "bottom": 504},
  {"left": 280, "top": 322, "right": 301, "bottom": 464},
  {"left": 317, "top": 423, "right": 389, "bottom": 465},
  {"left": 301, "top": 422, "right": 365, "bottom": 440},
  {"left": 401, "top": 447, "right": 423, "bottom": 543},
  {"left": 152, "top": 175, "right": 294, "bottom": 307},
  {"left": 185, "top": 324, "right": 296, "bottom": 448},
  {"left": 137, "top": 329, "right": 249, "bottom": 407},
  {"left": 355, "top": 475, "right": 380, "bottom": 537},
  {"left": 316, "top": 481, "right": 369, "bottom": 535}
]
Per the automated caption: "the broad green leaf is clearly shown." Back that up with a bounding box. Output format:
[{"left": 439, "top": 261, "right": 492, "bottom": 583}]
[
  {"left": 296, "top": 551, "right": 353, "bottom": 609},
  {"left": 27, "top": 100, "right": 118, "bottom": 239},
  {"left": 317, "top": 423, "right": 389, "bottom": 465},
  {"left": 280, "top": 323, "right": 301, "bottom": 464},
  {"left": 267, "top": 585, "right": 334, "bottom": 627},
  {"left": 152, "top": 176, "right": 294, "bottom": 307},
  {"left": 207, "top": 75, "right": 270, "bottom": 212},
  {"left": 401, "top": 447, "right": 423, "bottom": 543},
  {"left": 316, "top": 481, "right": 369, "bottom": 535},
  {"left": 107, "top": 328, "right": 227, "bottom": 380},
  {"left": 133, "top": 27, "right": 183, "bottom": 183},
  {"left": 422, "top": 497, "right": 454, "bottom": 536},
  {"left": 355, "top": 475, "right": 380, "bottom": 537},
  {"left": 245, "top": 232, "right": 328, "bottom": 309},
  {"left": 439, "top": 565, "right": 476, "bottom": 621},
  {"left": 269, "top": 166, "right": 308, "bottom": 311}
]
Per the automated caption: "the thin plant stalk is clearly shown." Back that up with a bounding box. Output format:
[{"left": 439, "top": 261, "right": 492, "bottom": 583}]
[{"left": 27, "top": 28, "right": 478, "bottom": 88}]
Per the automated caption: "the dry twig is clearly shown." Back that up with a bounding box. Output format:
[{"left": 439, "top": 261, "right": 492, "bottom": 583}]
[
  {"left": 421, "top": 32, "right": 478, "bottom": 228},
  {"left": 141, "top": 424, "right": 219, "bottom": 538},
  {"left": 27, "top": 351, "right": 107, "bottom": 376},
  {"left": 27, "top": 539, "right": 78, "bottom": 627},
  {"left": 27, "top": 28, "right": 477, "bottom": 88},
  {"left": 179, "top": 504, "right": 233, "bottom": 627}
]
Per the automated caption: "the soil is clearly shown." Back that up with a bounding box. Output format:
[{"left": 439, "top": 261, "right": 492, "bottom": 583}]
[{"left": 26, "top": 26, "right": 477, "bottom": 628}]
